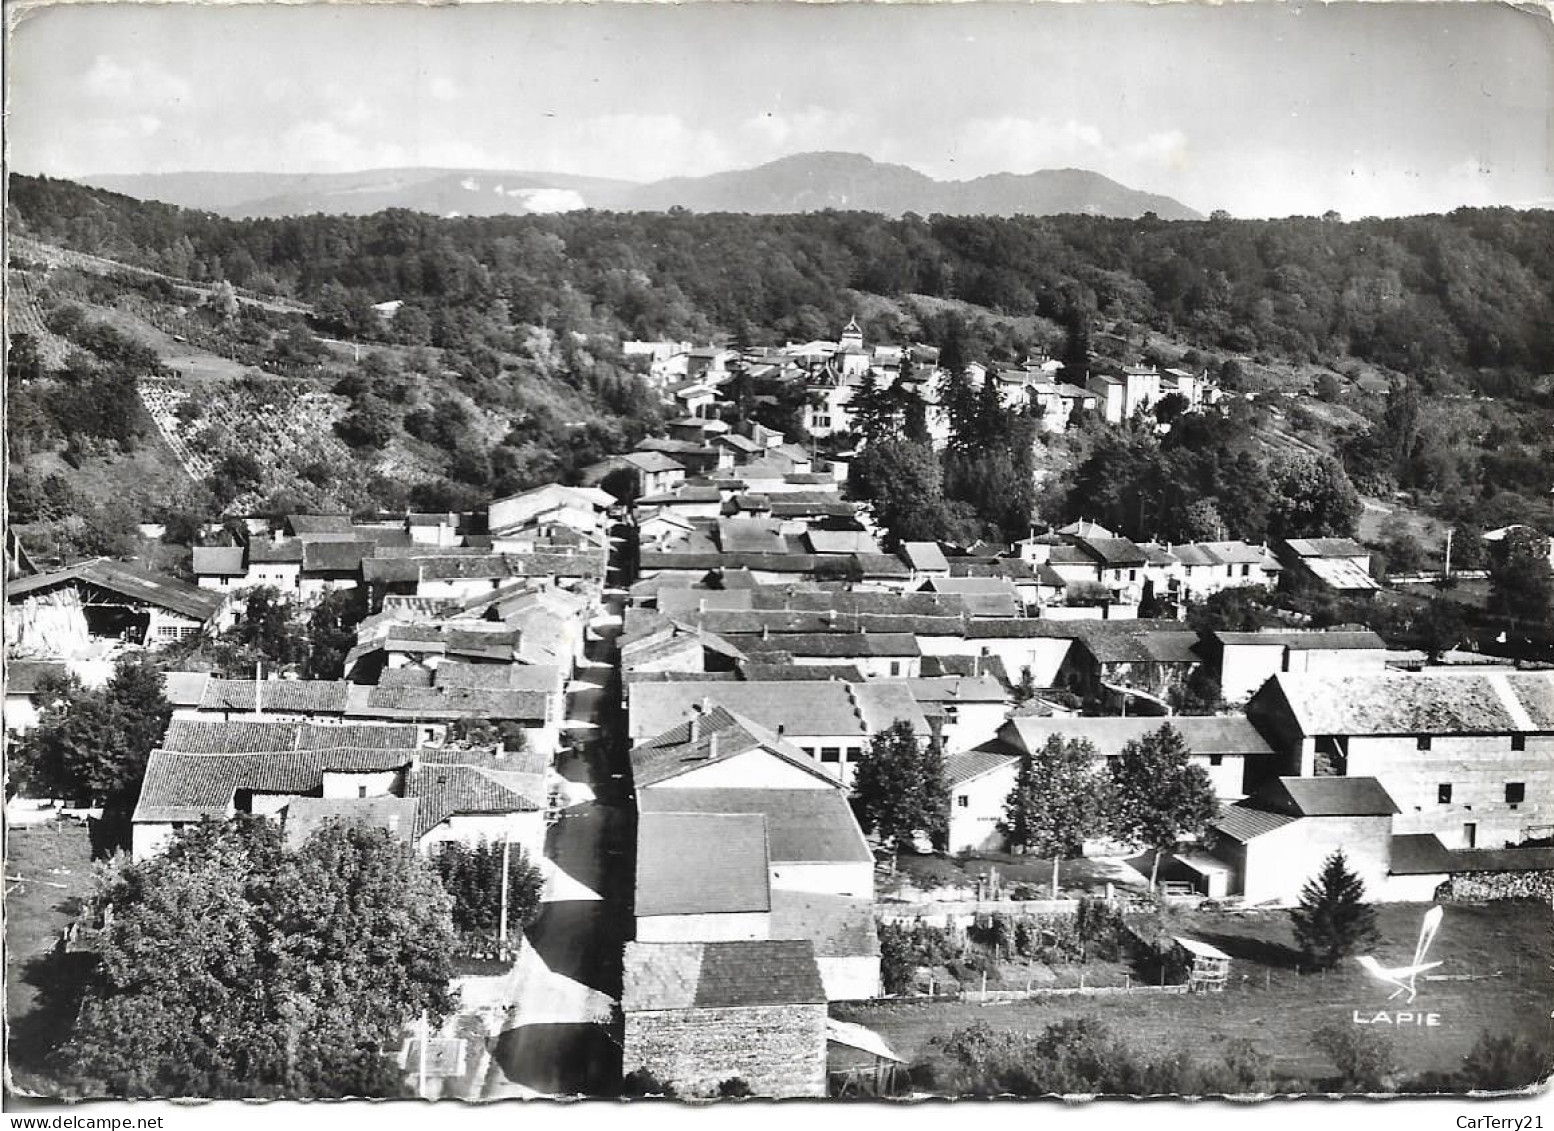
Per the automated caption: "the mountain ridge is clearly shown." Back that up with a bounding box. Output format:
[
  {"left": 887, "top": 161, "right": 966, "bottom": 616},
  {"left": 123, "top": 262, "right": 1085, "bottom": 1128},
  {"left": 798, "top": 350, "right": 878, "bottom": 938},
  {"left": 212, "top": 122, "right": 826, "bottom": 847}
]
[{"left": 79, "top": 152, "right": 1202, "bottom": 221}]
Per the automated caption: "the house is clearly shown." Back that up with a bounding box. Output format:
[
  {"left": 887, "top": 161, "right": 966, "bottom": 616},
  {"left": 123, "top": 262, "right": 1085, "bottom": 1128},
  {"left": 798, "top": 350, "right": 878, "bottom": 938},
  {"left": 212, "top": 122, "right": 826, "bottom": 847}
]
[
  {"left": 1053, "top": 621, "right": 1205, "bottom": 708},
  {"left": 627, "top": 680, "right": 928, "bottom": 787},
  {"left": 1086, "top": 365, "right": 1161, "bottom": 424},
  {"left": 3, "top": 658, "right": 112, "bottom": 734},
  {"left": 1277, "top": 538, "right": 1381, "bottom": 595},
  {"left": 636, "top": 811, "right": 772, "bottom": 942},
  {"left": 730, "top": 632, "right": 922, "bottom": 679},
  {"left": 1204, "top": 777, "right": 1400, "bottom": 906},
  {"left": 243, "top": 539, "right": 305, "bottom": 594},
  {"left": 630, "top": 704, "right": 841, "bottom": 792},
  {"left": 638, "top": 788, "right": 880, "bottom": 999},
  {"left": 945, "top": 715, "right": 1276, "bottom": 853},
  {"left": 1246, "top": 670, "right": 1554, "bottom": 850},
  {"left": 6, "top": 559, "right": 228, "bottom": 655},
  {"left": 1210, "top": 629, "right": 1389, "bottom": 705},
  {"left": 487, "top": 484, "right": 614, "bottom": 540},
  {"left": 132, "top": 734, "right": 546, "bottom": 861},
  {"left": 191, "top": 546, "right": 248, "bottom": 593},
  {"left": 621, "top": 940, "right": 828, "bottom": 1098},
  {"left": 919, "top": 577, "right": 1022, "bottom": 619},
  {"left": 900, "top": 542, "right": 951, "bottom": 581},
  {"left": 298, "top": 539, "right": 375, "bottom": 601},
  {"left": 902, "top": 675, "right": 1011, "bottom": 752}
]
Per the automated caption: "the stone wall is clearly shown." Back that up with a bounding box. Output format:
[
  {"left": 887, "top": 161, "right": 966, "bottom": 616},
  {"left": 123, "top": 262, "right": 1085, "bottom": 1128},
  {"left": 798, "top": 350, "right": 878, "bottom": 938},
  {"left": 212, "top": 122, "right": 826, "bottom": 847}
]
[
  {"left": 1438, "top": 871, "right": 1554, "bottom": 906},
  {"left": 623, "top": 1003, "right": 826, "bottom": 1098}
]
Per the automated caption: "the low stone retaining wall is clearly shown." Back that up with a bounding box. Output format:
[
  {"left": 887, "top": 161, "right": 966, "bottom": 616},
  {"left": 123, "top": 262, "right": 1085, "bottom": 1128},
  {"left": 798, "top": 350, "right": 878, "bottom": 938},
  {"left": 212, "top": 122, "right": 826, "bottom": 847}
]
[{"left": 1438, "top": 871, "right": 1554, "bottom": 906}]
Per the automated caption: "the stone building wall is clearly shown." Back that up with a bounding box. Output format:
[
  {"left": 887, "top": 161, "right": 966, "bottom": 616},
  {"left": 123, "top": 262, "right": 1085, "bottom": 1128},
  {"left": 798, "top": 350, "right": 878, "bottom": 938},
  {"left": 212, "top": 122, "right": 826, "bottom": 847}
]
[{"left": 623, "top": 1003, "right": 826, "bottom": 1098}]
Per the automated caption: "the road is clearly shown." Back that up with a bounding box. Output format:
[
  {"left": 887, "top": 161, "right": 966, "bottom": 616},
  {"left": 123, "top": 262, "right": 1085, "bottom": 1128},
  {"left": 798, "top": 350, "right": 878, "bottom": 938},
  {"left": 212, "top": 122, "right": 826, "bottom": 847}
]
[{"left": 479, "top": 581, "right": 633, "bottom": 1098}]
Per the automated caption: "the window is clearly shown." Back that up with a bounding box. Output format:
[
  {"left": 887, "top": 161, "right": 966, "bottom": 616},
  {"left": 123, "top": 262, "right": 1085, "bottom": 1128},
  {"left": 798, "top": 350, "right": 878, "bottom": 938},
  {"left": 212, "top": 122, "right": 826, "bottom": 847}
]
[
  {"left": 358, "top": 785, "right": 369, "bottom": 799},
  {"left": 1506, "top": 782, "right": 1526, "bottom": 806},
  {"left": 957, "top": 795, "right": 969, "bottom": 809},
  {"left": 1417, "top": 736, "right": 1433, "bottom": 752},
  {"left": 1437, "top": 784, "right": 1452, "bottom": 804},
  {"left": 1129, "top": 569, "right": 1138, "bottom": 582},
  {"left": 820, "top": 747, "right": 842, "bottom": 763},
  {"left": 1511, "top": 735, "right": 1527, "bottom": 752},
  {"left": 1208, "top": 754, "right": 1223, "bottom": 767},
  {"left": 1241, "top": 564, "right": 1251, "bottom": 577},
  {"left": 846, "top": 747, "right": 861, "bottom": 763}
]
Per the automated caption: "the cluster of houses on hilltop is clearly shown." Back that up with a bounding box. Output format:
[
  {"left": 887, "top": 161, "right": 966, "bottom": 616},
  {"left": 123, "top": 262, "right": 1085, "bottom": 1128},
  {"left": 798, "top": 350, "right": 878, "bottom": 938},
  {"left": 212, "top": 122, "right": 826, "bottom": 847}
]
[{"left": 625, "top": 319, "right": 1221, "bottom": 451}]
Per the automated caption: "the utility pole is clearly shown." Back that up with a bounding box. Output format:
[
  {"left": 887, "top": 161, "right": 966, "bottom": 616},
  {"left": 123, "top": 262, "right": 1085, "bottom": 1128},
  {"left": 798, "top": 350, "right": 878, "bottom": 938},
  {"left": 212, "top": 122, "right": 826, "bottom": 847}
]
[
  {"left": 418, "top": 1009, "right": 429, "bottom": 1098},
  {"left": 1443, "top": 527, "right": 1454, "bottom": 581}
]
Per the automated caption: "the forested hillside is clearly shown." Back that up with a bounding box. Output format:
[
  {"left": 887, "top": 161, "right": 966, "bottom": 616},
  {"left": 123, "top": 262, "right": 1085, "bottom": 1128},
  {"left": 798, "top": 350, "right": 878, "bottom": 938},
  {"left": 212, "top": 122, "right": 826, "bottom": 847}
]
[{"left": 7, "top": 174, "right": 1554, "bottom": 574}]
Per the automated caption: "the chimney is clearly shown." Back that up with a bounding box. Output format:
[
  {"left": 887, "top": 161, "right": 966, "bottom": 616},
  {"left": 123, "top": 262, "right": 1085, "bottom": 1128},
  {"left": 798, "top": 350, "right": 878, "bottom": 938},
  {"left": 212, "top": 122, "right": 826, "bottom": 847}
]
[
  {"left": 709, "top": 732, "right": 719, "bottom": 759},
  {"left": 777, "top": 724, "right": 785, "bottom": 736},
  {"left": 690, "top": 715, "right": 700, "bottom": 743}
]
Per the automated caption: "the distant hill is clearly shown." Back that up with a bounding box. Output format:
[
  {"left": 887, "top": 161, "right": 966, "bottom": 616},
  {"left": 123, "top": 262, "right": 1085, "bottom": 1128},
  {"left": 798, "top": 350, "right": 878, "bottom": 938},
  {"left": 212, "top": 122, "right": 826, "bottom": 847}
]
[{"left": 83, "top": 152, "right": 1200, "bottom": 220}]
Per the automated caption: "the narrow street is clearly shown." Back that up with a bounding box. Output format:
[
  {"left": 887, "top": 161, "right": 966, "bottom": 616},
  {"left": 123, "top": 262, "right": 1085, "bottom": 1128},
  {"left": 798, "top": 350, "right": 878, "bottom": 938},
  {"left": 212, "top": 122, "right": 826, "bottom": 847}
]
[{"left": 478, "top": 544, "right": 634, "bottom": 1098}]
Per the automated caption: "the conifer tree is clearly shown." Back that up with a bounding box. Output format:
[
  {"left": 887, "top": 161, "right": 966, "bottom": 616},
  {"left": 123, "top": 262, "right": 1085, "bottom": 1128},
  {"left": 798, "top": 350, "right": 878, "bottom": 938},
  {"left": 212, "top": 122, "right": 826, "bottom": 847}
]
[{"left": 1290, "top": 850, "right": 1379, "bottom": 970}]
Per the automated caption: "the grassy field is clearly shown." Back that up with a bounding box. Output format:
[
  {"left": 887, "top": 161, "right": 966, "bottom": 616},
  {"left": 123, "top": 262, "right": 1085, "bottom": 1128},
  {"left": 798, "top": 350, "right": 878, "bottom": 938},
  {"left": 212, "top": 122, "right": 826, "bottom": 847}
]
[
  {"left": 838, "top": 900, "right": 1554, "bottom": 1091},
  {"left": 5, "top": 824, "right": 98, "bottom": 1093}
]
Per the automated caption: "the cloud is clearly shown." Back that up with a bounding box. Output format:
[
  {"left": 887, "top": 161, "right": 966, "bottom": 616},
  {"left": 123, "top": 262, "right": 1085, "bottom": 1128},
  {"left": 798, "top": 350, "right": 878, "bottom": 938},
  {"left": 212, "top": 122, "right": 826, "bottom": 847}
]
[
  {"left": 737, "top": 107, "right": 862, "bottom": 155},
  {"left": 955, "top": 116, "right": 1107, "bottom": 174},
  {"left": 428, "top": 76, "right": 461, "bottom": 102},
  {"left": 82, "top": 55, "right": 190, "bottom": 105}
]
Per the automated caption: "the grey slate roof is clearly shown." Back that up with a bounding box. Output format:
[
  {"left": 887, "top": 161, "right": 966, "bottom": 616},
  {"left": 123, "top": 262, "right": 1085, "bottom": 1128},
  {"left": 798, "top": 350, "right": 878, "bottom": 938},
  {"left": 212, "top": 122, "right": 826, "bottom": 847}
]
[
  {"left": 635, "top": 811, "right": 771, "bottom": 917},
  {"left": 1265, "top": 672, "right": 1554, "bottom": 736},
  {"left": 1005, "top": 716, "right": 1275, "bottom": 759},
  {"left": 638, "top": 789, "right": 869, "bottom": 864},
  {"left": 200, "top": 679, "right": 350, "bottom": 715},
  {"left": 1257, "top": 776, "right": 1400, "bottom": 817},
  {"left": 192, "top": 546, "right": 245, "bottom": 576}
]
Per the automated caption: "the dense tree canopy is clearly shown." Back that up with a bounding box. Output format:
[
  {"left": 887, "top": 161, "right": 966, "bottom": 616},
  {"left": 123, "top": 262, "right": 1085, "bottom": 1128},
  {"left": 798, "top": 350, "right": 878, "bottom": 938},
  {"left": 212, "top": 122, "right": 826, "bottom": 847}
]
[
  {"left": 850, "top": 721, "right": 948, "bottom": 856},
  {"left": 57, "top": 818, "right": 457, "bottom": 1099},
  {"left": 1106, "top": 723, "right": 1218, "bottom": 888}
]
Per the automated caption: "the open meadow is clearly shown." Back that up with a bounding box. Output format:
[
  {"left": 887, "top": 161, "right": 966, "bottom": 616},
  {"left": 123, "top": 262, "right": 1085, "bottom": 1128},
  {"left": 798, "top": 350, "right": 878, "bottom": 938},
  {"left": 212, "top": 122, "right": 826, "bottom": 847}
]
[{"left": 838, "top": 900, "right": 1554, "bottom": 1092}]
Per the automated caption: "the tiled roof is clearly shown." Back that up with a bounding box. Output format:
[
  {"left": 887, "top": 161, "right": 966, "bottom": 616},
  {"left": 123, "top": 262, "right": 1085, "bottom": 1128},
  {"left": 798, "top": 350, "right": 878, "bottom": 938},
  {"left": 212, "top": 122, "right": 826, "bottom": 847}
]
[
  {"left": 854, "top": 553, "right": 912, "bottom": 578},
  {"left": 247, "top": 541, "right": 304, "bottom": 564},
  {"left": 739, "top": 663, "right": 864, "bottom": 682},
  {"left": 1297, "top": 556, "right": 1381, "bottom": 592},
  {"left": 286, "top": 514, "right": 354, "bottom": 535},
  {"left": 904, "top": 675, "right": 1010, "bottom": 703},
  {"left": 192, "top": 546, "right": 245, "bottom": 576},
  {"left": 1006, "top": 716, "right": 1275, "bottom": 759},
  {"left": 1075, "top": 536, "right": 1149, "bottom": 566},
  {"left": 639, "top": 789, "right": 869, "bottom": 864},
  {"left": 1284, "top": 537, "right": 1369, "bottom": 559},
  {"left": 1266, "top": 672, "right": 1554, "bottom": 736},
  {"left": 408, "top": 762, "right": 543, "bottom": 836},
  {"left": 282, "top": 795, "right": 418, "bottom": 849},
  {"left": 922, "top": 578, "right": 1021, "bottom": 617},
  {"left": 1213, "top": 630, "right": 1386, "bottom": 651},
  {"left": 734, "top": 632, "right": 920, "bottom": 659},
  {"left": 621, "top": 939, "right": 826, "bottom": 1012},
  {"left": 945, "top": 746, "right": 1018, "bottom": 787},
  {"left": 901, "top": 542, "right": 950, "bottom": 572},
  {"left": 629, "top": 680, "right": 869, "bottom": 741},
  {"left": 133, "top": 748, "right": 416, "bottom": 822},
  {"left": 161, "top": 718, "right": 422, "bottom": 753},
  {"left": 1208, "top": 804, "right": 1298, "bottom": 843},
  {"left": 850, "top": 681, "right": 930, "bottom": 734},
  {"left": 199, "top": 679, "right": 350, "bottom": 714},
  {"left": 1076, "top": 625, "right": 1203, "bottom": 665},
  {"left": 349, "top": 684, "right": 550, "bottom": 722},
  {"left": 7, "top": 559, "right": 226, "bottom": 622},
  {"left": 636, "top": 811, "right": 771, "bottom": 917},
  {"left": 631, "top": 705, "right": 831, "bottom": 788},
  {"left": 805, "top": 530, "right": 883, "bottom": 556},
  {"left": 302, "top": 540, "right": 375, "bottom": 573}
]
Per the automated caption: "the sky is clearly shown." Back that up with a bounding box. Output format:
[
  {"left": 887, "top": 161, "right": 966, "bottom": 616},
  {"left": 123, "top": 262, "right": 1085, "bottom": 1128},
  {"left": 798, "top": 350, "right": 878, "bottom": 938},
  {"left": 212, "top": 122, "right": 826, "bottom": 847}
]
[{"left": 6, "top": 0, "right": 1553, "bottom": 219}]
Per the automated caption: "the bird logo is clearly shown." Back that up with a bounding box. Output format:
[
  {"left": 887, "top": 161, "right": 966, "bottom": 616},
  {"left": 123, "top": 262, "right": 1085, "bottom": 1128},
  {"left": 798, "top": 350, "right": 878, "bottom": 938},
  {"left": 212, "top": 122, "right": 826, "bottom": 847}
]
[{"left": 1355, "top": 905, "right": 1443, "bottom": 1004}]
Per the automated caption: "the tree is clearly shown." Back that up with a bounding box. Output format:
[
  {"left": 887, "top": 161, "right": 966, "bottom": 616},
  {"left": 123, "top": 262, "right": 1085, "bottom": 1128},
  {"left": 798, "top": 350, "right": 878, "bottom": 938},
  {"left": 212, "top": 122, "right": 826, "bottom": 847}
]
[
  {"left": 304, "top": 587, "right": 369, "bottom": 680},
  {"left": 1414, "top": 597, "right": 1466, "bottom": 662},
  {"left": 232, "top": 586, "right": 309, "bottom": 669},
  {"left": 430, "top": 839, "right": 545, "bottom": 939},
  {"left": 1106, "top": 723, "right": 1218, "bottom": 889},
  {"left": 56, "top": 817, "right": 457, "bottom": 1098},
  {"left": 848, "top": 438, "right": 953, "bottom": 548},
  {"left": 14, "top": 655, "right": 172, "bottom": 827},
  {"left": 1290, "top": 850, "right": 1378, "bottom": 971},
  {"left": 1311, "top": 1023, "right": 1395, "bottom": 1092},
  {"left": 998, "top": 734, "right": 1105, "bottom": 898},
  {"left": 850, "top": 721, "right": 948, "bottom": 859},
  {"left": 1487, "top": 527, "right": 1553, "bottom": 627},
  {"left": 1266, "top": 453, "right": 1362, "bottom": 540}
]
